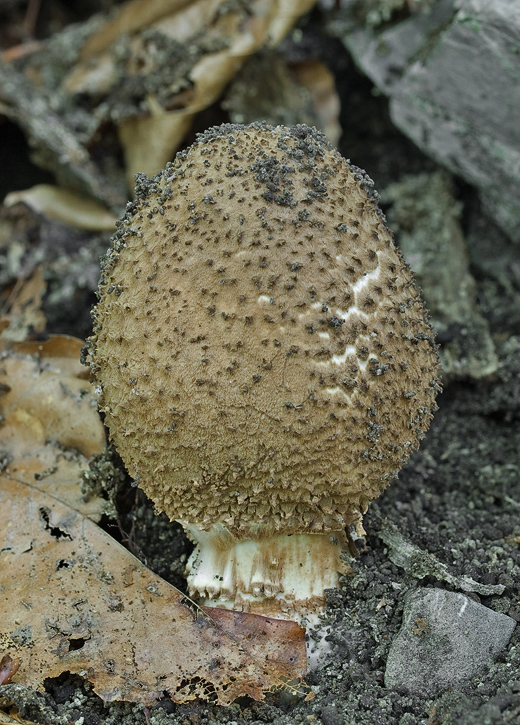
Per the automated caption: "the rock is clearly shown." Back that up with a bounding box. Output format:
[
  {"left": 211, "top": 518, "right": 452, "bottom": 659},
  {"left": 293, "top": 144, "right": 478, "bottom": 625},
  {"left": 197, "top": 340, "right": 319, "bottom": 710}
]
[
  {"left": 385, "top": 588, "right": 516, "bottom": 697},
  {"left": 385, "top": 170, "right": 498, "bottom": 379},
  {"left": 339, "top": 0, "right": 520, "bottom": 243}
]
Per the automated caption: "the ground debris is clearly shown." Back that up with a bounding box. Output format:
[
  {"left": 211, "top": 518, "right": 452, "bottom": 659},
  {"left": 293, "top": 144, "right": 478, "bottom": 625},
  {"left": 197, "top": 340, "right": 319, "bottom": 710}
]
[
  {"left": 378, "top": 519, "right": 506, "bottom": 596},
  {"left": 0, "top": 476, "right": 306, "bottom": 706},
  {"left": 0, "top": 62, "right": 126, "bottom": 211},
  {"left": 0, "top": 308, "right": 306, "bottom": 707},
  {"left": 2, "top": 0, "right": 317, "bottom": 194}
]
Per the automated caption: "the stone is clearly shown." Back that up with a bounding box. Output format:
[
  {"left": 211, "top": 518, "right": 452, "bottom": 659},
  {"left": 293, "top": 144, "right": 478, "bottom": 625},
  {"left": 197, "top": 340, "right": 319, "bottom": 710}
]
[
  {"left": 385, "top": 588, "right": 516, "bottom": 697},
  {"left": 340, "top": 0, "right": 520, "bottom": 243},
  {"left": 385, "top": 170, "right": 498, "bottom": 379}
]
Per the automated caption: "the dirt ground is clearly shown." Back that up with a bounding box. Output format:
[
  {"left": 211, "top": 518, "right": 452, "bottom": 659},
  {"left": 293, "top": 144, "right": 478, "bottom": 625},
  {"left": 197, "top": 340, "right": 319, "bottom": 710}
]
[{"left": 1, "top": 2, "right": 519, "bottom": 724}]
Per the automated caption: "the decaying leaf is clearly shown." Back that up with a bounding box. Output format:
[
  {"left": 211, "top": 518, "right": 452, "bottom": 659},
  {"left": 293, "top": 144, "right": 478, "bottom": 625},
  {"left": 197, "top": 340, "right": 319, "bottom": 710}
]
[
  {"left": 4, "top": 186, "right": 117, "bottom": 232},
  {"left": 1, "top": 0, "right": 319, "bottom": 204},
  {"left": 223, "top": 51, "right": 341, "bottom": 145},
  {"left": 62, "top": 0, "right": 317, "bottom": 185},
  {"left": 0, "top": 656, "right": 21, "bottom": 686},
  {"left": 0, "top": 332, "right": 106, "bottom": 520},
  {"left": 0, "top": 476, "right": 307, "bottom": 706},
  {"left": 0, "top": 273, "right": 107, "bottom": 519},
  {"left": 7, "top": 335, "right": 89, "bottom": 379},
  {"left": 77, "top": 0, "right": 201, "bottom": 59},
  {"left": 290, "top": 59, "right": 341, "bottom": 147},
  {"left": 0, "top": 268, "right": 46, "bottom": 343}
]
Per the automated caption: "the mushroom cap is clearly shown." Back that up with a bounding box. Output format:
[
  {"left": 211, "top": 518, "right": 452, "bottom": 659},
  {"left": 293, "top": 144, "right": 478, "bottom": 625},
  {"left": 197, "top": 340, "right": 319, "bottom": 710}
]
[{"left": 90, "top": 123, "right": 439, "bottom": 538}]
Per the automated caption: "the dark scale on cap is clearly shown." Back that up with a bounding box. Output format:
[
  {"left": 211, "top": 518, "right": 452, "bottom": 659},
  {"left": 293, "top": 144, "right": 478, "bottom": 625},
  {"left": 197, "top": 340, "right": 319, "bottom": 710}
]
[{"left": 89, "top": 123, "right": 440, "bottom": 538}]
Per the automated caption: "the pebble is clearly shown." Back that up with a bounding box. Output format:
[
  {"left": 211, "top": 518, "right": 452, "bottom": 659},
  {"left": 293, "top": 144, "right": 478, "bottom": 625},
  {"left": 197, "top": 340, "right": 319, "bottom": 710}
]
[{"left": 385, "top": 587, "right": 516, "bottom": 696}]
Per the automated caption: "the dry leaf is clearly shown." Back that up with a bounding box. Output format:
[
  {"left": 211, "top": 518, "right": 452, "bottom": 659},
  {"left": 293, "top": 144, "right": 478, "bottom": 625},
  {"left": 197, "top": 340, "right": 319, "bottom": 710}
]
[
  {"left": 4, "top": 186, "right": 117, "bottom": 232},
  {"left": 63, "top": 0, "right": 317, "bottom": 186},
  {"left": 0, "top": 706, "right": 40, "bottom": 725},
  {"left": 0, "top": 325, "right": 306, "bottom": 705},
  {"left": 0, "top": 476, "right": 307, "bottom": 706},
  {"left": 78, "top": 0, "right": 194, "bottom": 59},
  {"left": 0, "top": 262, "right": 106, "bottom": 520},
  {"left": 290, "top": 59, "right": 341, "bottom": 147},
  {"left": 0, "top": 336, "right": 106, "bottom": 521},
  {"left": 1, "top": 0, "right": 317, "bottom": 199},
  {"left": 8, "top": 335, "right": 89, "bottom": 379},
  {"left": 223, "top": 50, "right": 341, "bottom": 145},
  {"left": 0, "top": 656, "right": 21, "bottom": 686},
  {"left": 117, "top": 98, "right": 194, "bottom": 188},
  {"left": 0, "top": 268, "right": 46, "bottom": 342}
]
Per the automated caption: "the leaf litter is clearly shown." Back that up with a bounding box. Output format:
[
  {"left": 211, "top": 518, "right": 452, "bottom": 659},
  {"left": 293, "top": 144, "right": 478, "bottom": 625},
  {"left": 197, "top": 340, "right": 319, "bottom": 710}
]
[
  {"left": 0, "top": 477, "right": 306, "bottom": 706},
  {"left": 1, "top": 0, "right": 318, "bottom": 200}
]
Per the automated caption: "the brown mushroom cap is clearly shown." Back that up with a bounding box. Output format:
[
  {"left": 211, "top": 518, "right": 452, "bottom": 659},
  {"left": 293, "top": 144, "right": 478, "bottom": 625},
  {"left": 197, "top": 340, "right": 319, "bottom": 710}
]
[{"left": 90, "top": 123, "right": 439, "bottom": 538}]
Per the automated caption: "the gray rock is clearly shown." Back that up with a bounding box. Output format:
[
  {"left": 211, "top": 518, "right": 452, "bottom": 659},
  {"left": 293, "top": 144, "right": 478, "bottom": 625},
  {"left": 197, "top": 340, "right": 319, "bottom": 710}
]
[
  {"left": 339, "top": 0, "right": 520, "bottom": 242},
  {"left": 385, "top": 588, "right": 516, "bottom": 697},
  {"left": 385, "top": 170, "right": 498, "bottom": 379}
]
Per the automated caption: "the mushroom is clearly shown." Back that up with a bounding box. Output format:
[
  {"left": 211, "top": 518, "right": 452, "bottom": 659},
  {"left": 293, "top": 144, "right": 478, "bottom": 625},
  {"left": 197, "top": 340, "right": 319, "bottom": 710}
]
[{"left": 89, "top": 123, "right": 439, "bottom": 619}]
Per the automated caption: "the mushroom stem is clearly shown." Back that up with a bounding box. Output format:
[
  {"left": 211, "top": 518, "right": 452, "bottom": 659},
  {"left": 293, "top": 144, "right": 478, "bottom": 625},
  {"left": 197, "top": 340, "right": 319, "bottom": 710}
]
[{"left": 184, "top": 523, "right": 348, "bottom": 619}]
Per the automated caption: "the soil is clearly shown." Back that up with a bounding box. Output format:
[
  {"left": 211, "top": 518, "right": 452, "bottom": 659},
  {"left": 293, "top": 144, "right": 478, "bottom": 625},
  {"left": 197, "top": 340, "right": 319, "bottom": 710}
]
[{"left": 1, "top": 2, "right": 519, "bottom": 724}]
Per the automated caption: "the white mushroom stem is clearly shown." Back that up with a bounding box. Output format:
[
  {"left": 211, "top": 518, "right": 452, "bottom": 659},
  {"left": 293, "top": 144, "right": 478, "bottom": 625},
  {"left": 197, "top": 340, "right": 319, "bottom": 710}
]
[{"left": 184, "top": 523, "right": 348, "bottom": 619}]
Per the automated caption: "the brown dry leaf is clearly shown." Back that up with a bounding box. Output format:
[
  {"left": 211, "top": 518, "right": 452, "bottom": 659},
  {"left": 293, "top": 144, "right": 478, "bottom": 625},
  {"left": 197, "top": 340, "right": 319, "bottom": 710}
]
[
  {"left": 0, "top": 259, "right": 306, "bottom": 704},
  {"left": 0, "top": 476, "right": 307, "bottom": 706},
  {"left": 117, "top": 96, "right": 194, "bottom": 188},
  {"left": 64, "top": 0, "right": 317, "bottom": 186},
  {"left": 0, "top": 706, "right": 40, "bottom": 725},
  {"left": 8, "top": 335, "right": 88, "bottom": 379},
  {"left": 0, "top": 335, "right": 106, "bottom": 521},
  {"left": 290, "top": 59, "right": 341, "bottom": 147},
  {"left": 78, "top": 0, "right": 195, "bottom": 59},
  {"left": 0, "top": 268, "right": 46, "bottom": 343},
  {"left": 4, "top": 185, "right": 117, "bottom": 232},
  {"left": 0, "top": 655, "right": 21, "bottom": 685}
]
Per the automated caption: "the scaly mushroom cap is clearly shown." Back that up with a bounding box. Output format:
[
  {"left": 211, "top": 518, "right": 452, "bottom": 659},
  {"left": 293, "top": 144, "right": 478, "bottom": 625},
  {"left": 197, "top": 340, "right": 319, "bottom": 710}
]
[{"left": 90, "top": 123, "right": 439, "bottom": 539}]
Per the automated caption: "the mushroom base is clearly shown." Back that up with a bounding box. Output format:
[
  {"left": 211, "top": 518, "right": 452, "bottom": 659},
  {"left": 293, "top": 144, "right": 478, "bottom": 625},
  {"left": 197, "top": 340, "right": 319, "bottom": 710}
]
[{"left": 184, "top": 523, "right": 349, "bottom": 619}]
